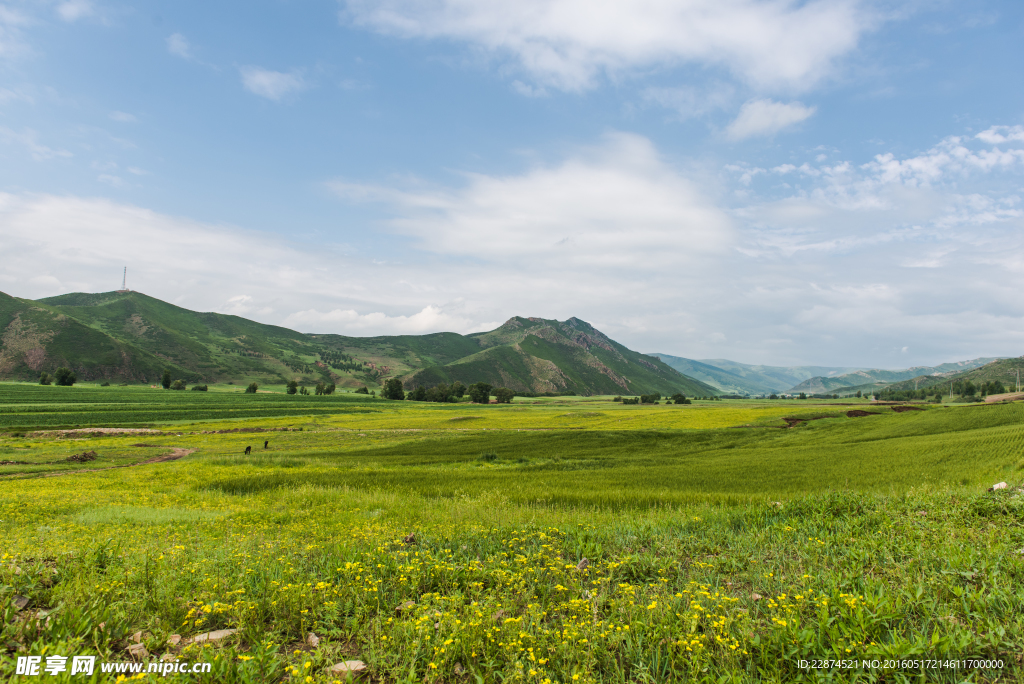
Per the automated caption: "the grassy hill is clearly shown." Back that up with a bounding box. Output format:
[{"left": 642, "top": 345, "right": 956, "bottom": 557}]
[
  {"left": 406, "top": 317, "right": 716, "bottom": 396},
  {"left": 881, "top": 356, "right": 1024, "bottom": 394},
  {"left": 789, "top": 358, "right": 1003, "bottom": 394},
  {"left": 1, "top": 291, "right": 714, "bottom": 396},
  {"left": 649, "top": 353, "right": 781, "bottom": 395},
  {"left": 691, "top": 359, "right": 865, "bottom": 393}
]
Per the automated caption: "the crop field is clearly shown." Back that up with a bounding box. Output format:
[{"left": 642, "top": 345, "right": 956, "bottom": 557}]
[{"left": 1, "top": 384, "right": 1023, "bottom": 682}]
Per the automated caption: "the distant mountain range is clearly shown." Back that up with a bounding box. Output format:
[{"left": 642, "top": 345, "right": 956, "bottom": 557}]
[
  {"left": 650, "top": 352, "right": 1006, "bottom": 396},
  {"left": 649, "top": 354, "right": 864, "bottom": 394},
  {"left": 787, "top": 358, "right": 1003, "bottom": 394},
  {"left": 0, "top": 290, "right": 713, "bottom": 397}
]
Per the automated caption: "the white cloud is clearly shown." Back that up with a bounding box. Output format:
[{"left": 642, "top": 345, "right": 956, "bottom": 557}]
[
  {"left": 239, "top": 66, "right": 306, "bottom": 101},
  {"left": 56, "top": 1, "right": 93, "bottom": 22},
  {"left": 725, "top": 98, "right": 816, "bottom": 140},
  {"left": 975, "top": 125, "right": 1024, "bottom": 145},
  {"left": 328, "top": 132, "right": 733, "bottom": 268},
  {"left": 342, "top": 0, "right": 874, "bottom": 92},
  {"left": 166, "top": 33, "right": 193, "bottom": 60},
  {"left": 0, "top": 127, "right": 72, "bottom": 161},
  {"left": 284, "top": 305, "right": 488, "bottom": 335},
  {"left": 643, "top": 84, "right": 735, "bottom": 121},
  {"left": 109, "top": 111, "right": 136, "bottom": 123}
]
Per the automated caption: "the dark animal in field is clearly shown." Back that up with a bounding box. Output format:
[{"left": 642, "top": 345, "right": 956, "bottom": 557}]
[
  {"left": 264, "top": 440, "right": 268, "bottom": 449},
  {"left": 244, "top": 446, "right": 252, "bottom": 455}
]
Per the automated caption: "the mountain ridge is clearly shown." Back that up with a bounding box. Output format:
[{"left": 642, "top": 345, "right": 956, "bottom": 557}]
[{"left": 1, "top": 290, "right": 713, "bottom": 396}]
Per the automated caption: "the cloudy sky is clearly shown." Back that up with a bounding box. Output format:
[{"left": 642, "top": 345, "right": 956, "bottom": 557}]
[{"left": 0, "top": 0, "right": 1021, "bottom": 367}]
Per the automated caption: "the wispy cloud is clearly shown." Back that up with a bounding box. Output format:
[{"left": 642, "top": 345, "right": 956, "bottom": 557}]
[
  {"left": 239, "top": 66, "right": 306, "bottom": 100},
  {"left": 56, "top": 0, "right": 94, "bottom": 22},
  {"left": 726, "top": 99, "right": 816, "bottom": 140},
  {"left": 343, "top": 0, "right": 878, "bottom": 92},
  {"left": 166, "top": 33, "right": 193, "bottom": 60},
  {"left": 328, "top": 132, "right": 733, "bottom": 268},
  {"left": 108, "top": 111, "right": 136, "bottom": 123},
  {"left": 0, "top": 127, "right": 72, "bottom": 161}
]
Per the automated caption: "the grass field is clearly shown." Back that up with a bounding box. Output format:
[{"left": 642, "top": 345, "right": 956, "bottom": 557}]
[{"left": 1, "top": 384, "right": 1023, "bottom": 682}]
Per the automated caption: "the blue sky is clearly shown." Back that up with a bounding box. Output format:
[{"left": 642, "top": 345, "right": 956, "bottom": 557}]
[{"left": 0, "top": 0, "right": 1022, "bottom": 368}]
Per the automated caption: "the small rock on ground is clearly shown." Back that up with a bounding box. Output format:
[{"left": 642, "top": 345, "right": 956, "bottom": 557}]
[
  {"left": 13, "top": 596, "right": 29, "bottom": 611},
  {"left": 331, "top": 660, "right": 367, "bottom": 677},
  {"left": 989, "top": 482, "right": 1008, "bottom": 491},
  {"left": 306, "top": 632, "right": 320, "bottom": 648},
  {"left": 167, "top": 634, "right": 181, "bottom": 647},
  {"left": 127, "top": 643, "right": 148, "bottom": 659},
  {"left": 189, "top": 628, "right": 237, "bottom": 644}
]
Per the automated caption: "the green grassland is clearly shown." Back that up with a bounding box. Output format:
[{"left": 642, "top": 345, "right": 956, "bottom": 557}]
[{"left": 1, "top": 384, "right": 1023, "bottom": 682}]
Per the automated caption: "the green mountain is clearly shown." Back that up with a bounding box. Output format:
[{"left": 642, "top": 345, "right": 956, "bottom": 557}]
[
  {"left": 692, "top": 359, "right": 866, "bottom": 393},
  {"left": 406, "top": 317, "right": 717, "bottom": 396},
  {"left": 880, "top": 357, "right": 1024, "bottom": 394},
  {"left": 0, "top": 290, "right": 714, "bottom": 396},
  {"left": 788, "top": 358, "right": 1003, "bottom": 394},
  {"left": 649, "top": 353, "right": 780, "bottom": 395}
]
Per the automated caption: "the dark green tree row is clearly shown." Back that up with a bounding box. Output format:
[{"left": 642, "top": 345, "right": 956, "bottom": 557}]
[{"left": 38, "top": 368, "right": 77, "bottom": 386}]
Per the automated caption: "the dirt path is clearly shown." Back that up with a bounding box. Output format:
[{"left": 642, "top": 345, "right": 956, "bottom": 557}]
[{"left": 0, "top": 448, "right": 196, "bottom": 479}]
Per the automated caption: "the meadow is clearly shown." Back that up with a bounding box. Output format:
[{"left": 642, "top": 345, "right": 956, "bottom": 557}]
[{"left": 1, "top": 384, "right": 1022, "bottom": 682}]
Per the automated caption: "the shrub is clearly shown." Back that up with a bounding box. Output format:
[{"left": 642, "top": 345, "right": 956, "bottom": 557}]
[
  {"left": 100, "top": 381, "right": 110, "bottom": 387},
  {"left": 324, "top": 383, "right": 336, "bottom": 395},
  {"left": 190, "top": 385, "right": 208, "bottom": 392},
  {"left": 286, "top": 380, "right": 298, "bottom": 395},
  {"left": 494, "top": 387, "right": 514, "bottom": 404},
  {"left": 451, "top": 381, "right": 466, "bottom": 398},
  {"left": 613, "top": 396, "right": 622, "bottom": 402},
  {"left": 355, "top": 386, "right": 369, "bottom": 395},
  {"left": 640, "top": 393, "right": 660, "bottom": 404},
  {"left": 468, "top": 382, "right": 492, "bottom": 404},
  {"left": 409, "top": 386, "right": 427, "bottom": 401},
  {"left": 382, "top": 378, "right": 406, "bottom": 401},
  {"left": 170, "top": 379, "right": 186, "bottom": 390},
  {"left": 39, "top": 372, "right": 51, "bottom": 385},
  {"left": 53, "top": 367, "right": 77, "bottom": 386},
  {"left": 245, "top": 382, "right": 259, "bottom": 394},
  {"left": 479, "top": 452, "right": 498, "bottom": 462}
]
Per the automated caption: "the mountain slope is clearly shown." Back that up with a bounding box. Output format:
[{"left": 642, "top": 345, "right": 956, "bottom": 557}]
[
  {"left": 2, "top": 291, "right": 716, "bottom": 395},
  {"left": 880, "top": 357, "right": 1024, "bottom": 394},
  {"left": 0, "top": 291, "right": 197, "bottom": 382},
  {"left": 695, "top": 359, "right": 866, "bottom": 393},
  {"left": 649, "top": 353, "right": 779, "bottom": 395},
  {"left": 788, "top": 358, "right": 1003, "bottom": 394},
  {"left": 405, "top": 317, "right": 717, "bottom": 396}
]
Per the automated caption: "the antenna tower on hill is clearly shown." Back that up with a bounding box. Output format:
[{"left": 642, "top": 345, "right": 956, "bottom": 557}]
[{"left": 118, "top": 267, "right": 128, "bottom": 293}]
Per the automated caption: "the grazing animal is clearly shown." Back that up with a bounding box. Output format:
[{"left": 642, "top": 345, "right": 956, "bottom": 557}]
[
  {"left": 264, "top": 440, "right": 268, "bottom": 449},
  {"left": 244, "top": 446, "right": 251, "bottom": 455}
]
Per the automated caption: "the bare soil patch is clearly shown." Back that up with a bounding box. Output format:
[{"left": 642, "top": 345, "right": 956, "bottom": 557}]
[
  {"left": 846, "top": 410, "right": 879, "bottom": 418},
  {"left": 891, "top": 406, "right": 924, "bottom": 413}
]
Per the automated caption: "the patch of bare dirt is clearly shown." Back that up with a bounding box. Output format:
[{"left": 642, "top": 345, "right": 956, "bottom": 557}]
[
  {"left": 891, "top": 405, "right": 924, "bottom": 413},
  {"left": 0, "top": 448, "right": 196, "bottom": 479},
  {"left": 846, "top": 410, "right": 879, "bottom": 417},
  {"left": 27, "top": 428, "right": 162, "bottom": 438}
]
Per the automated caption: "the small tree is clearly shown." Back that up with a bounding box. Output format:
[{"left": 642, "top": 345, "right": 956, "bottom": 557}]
[
  {"left": 798, "top": 392, "right": 807, "bottom": 400},
  {"left": 855, "top": 390, "right": 862, "bottom": 398},
  {"left": 468, "top": 382, "right": 492, "bottom": 404},
  {"left": 170, "top": 379, "right": 186, "bottom": 390},
  {"left": 53, "top": 367, "right": 77, "bottom": 386},
  {"left": 451, "top": 381, "right": 466, "bottom": 398},
  {"left": 161, "top": 370, "right": 171, "bottom": 390},
  {"left": 314, "top": 382, "right": 326, "bottom": 395},
  {"left": 409, "top": 386, "right": 427, "bottom": 401},
  {"left": 299, "top": 386, "right": 310, "bottom": 395},
  {"left": 286, "top": 380, "right": 298, "bottom": 395},
  {"left": 245, "top": 382, "right": 259, "bottom": 394},
  {"left": 382, "top": 378, "right": 405, "bottom": 401},
  {"left": 39, "top": 372, "right": 51, "bottom": 385},
  {"left": 355, "top": 386, "right": 369, "bottom": 395},
  {"left": 494, "top": 387, "right": 514, "bottom": 404},
  {"left": 191, "top": 385, "right": 208, "bottom": 391},
  {"left": 324, "top": 383, "right": 336, "bottom": 395}
]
